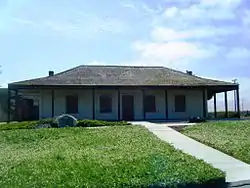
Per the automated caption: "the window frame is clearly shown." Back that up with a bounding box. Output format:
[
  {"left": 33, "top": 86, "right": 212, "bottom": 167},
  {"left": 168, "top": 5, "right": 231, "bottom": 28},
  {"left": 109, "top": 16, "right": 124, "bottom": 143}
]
[
  {"left": 174, "top": 95, "right": 186, "bottom": 112},
  {"left": 66, "top": 95, "right": 79, "bottom": 114},
  {"left": 99, "top": 95, "right": 113, "bottom": 113},
  {"left": 144, "top": 95, "right": 156, "bottom": 113}
]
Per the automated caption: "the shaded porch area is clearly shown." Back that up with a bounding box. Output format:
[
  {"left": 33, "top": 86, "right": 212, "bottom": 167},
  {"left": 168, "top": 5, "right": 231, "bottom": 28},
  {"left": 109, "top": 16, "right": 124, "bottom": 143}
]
[{"left": 7, "top": 83, "right": 241, "bottom": 122}]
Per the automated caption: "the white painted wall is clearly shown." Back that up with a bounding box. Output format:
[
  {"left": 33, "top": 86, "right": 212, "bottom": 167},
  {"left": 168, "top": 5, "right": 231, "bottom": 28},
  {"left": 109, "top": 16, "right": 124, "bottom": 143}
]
[
  {"left": 167, "top": 89, "right": 204, "bottom": 119},
  {"left": 38, "top": 88, "right": 206, "bottom": 120},
  {"left": 40, "top": 90, "right": 52, "bottom": 119},
  {"left": 0, "top": 105, "right": 7, "bottom": 122}
]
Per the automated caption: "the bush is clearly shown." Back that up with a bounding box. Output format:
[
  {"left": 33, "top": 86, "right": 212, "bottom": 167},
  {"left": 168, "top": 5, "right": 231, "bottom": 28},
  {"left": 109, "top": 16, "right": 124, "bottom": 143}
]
[
  {"left": 189, "top": 116, "right": 207, "bottom": 123},
  {"left": 0, "top": 119, "right": 130, "bottom": 131},
  {"left": 76, "top": 119, "right": 131, "bottom": 127},
  {"left": 209, "top": 111, "right": 240, "bottom": 118},
  {"left": 37, "top": 118, "right": 59, "bottom": 128},
  {"left": 0, "top": 121, "right": 37, "bottom": 130}
]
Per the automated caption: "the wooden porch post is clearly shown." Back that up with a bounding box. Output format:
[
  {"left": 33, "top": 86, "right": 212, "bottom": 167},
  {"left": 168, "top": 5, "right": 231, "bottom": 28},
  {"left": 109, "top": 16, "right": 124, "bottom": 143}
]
[
  {"left": 224, "top": 92, "right": 228, "bottom": 118},
  {"left": 117, "top": 89, "right": 120, "bottom": 121},
  {"left": 7, "top": 88, "right": 11, "bottom": 123},
  {"left": 15, "top": 89, "right": 18, "bottom": 121},
  {"left": 51, "top": 90, "right": 54, "bottom": 118},
  {"left": 203, "top": 89, "right": 207, "bottom": 119},
  {"left": 92, "top": 88, "right": 95, "bottom": 120},
  {"left": 236, "top": 86, "right": 240, "bottom": 118},
  {"left": 165, "top": 90, "right": 168, "bottom": 120},
  {"left": 214, "top": 93, "right": 217, "bottom": 118},
  {"left": 142, "top": 89, "right": 145, "bottom": 120}
]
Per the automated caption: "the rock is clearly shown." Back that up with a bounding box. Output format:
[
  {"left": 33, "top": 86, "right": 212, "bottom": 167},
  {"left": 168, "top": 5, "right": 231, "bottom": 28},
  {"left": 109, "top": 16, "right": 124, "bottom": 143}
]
[
  {"left": 56, "top": 114, "right": 77, "bottom": 128},
  {"left": 36, "top": 123, "right": 52, "bottom": 129}
]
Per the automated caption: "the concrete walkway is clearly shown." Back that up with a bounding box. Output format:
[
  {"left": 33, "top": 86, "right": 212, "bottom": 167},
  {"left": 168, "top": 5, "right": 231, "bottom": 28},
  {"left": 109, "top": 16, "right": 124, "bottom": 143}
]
[{"left": 131, "top": 122, "right": 250, "bottom": 187}]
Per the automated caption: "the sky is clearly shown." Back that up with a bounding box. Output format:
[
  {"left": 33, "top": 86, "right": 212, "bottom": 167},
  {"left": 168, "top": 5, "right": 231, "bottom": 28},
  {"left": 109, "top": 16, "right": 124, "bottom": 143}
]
[{"left": 0, "top": 0, "right": 249, "bottom": 111}]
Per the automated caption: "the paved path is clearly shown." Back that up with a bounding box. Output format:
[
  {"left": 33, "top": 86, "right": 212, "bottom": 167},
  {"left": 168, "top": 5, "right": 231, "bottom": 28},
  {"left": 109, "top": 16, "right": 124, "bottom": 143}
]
[{"left": 131, "top": 121, "right": 250, "bottom": 187}]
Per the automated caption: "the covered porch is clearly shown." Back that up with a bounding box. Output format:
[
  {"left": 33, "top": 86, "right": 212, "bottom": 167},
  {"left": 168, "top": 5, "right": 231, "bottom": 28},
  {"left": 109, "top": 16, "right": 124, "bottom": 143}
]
[{"left": 7, "top": 84, "right": 240, "bottom": 122}]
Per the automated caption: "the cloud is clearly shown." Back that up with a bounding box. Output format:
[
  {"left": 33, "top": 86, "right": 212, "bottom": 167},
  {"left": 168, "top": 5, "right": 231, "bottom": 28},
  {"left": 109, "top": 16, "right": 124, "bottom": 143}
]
[
  {"left": 11, "top": 12, "right": 128, "bottom": 38},
  {"left": 242, "top": 10, "right": 250, "bottom": 26},
  {"left": 151, "top": 26, "right": 239, "bottom": 41},
  {"left": 120, "top": 2, "right": 137, "bottom": 10},
  {"left": 120, "top": 0, "right": 162, "bottom": 15},
  {"left": 163, "top": 0, "right": 242, "bottom": 21},
  {"left": 225, "top": 48, "right": 250, "bottom": 60},
  {"left": 132, "top": 41, "right": 213, "bottom": 62}
]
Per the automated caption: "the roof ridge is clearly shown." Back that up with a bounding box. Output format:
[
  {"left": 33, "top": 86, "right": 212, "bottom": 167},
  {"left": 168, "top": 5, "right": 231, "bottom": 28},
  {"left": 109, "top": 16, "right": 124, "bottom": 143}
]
[
  {"left": 79, "top": 65, "right": 165, "bottom": 68},
  {"left": 55, "top": 65, "right": 83, "bottom": 76},
  {"left": 55, "top": 65, "right": 166, "bottom": 76}
]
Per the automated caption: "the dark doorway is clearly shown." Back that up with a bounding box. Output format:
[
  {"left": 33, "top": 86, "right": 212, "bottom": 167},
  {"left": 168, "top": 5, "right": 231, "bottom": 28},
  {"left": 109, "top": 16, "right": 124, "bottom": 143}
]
[{"left": 122, "top": 95, "right": 134, "bottom": 121}]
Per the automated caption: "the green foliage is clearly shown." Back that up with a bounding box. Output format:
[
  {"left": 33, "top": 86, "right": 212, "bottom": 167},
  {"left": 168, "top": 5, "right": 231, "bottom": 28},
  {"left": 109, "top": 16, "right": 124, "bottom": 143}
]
[
  {"left": 37, "top": 118, "right": 59, "bottom": 128},
  {"left": 182, "top": 120, "right": 250, "bottom": 164},
  {"left": 0, "top": 126, "right": 224, "bottom": 187},
  {"left": 0, "top": 121, "right": 37, "bottom": 130},
  {"left": 76, "top": 119, "right": 131, "bottom": 127},
  {"left": 0, "top": 119, "right": 131, "bottom": 130},
  {"left": 208, "top": 111, "right": 239, "bottom": 118}
]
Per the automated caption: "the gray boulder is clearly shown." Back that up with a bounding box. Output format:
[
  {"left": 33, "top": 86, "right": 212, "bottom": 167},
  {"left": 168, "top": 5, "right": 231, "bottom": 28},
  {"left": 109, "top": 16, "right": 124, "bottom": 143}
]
[
  {"left": 56, "top": 114, "right": 77, "bottom": 128},
  {"left": 36, "top": 124, "right": 52, "bottom": 129}
]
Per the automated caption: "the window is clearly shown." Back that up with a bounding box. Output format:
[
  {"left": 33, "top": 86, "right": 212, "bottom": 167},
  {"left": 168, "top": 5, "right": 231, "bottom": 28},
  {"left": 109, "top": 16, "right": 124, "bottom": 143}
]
[
  {"left": 66, "top": 95, "right": 78, "bottom": 114},
  {"left": 100, "top": 95, "right": 112, "bottom": 113},
  {"left": 144, "top": 95, "right": 156, "bottom": 113},
  {"left": 175, "top": 95, "right": 186, "bottom": 112}
]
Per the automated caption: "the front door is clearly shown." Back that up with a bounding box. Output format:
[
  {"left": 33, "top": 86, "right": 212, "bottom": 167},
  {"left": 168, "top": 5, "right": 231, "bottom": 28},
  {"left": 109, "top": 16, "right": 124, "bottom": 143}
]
[{"left": 122, "top": 95, "right": 134, "bottom": 121}]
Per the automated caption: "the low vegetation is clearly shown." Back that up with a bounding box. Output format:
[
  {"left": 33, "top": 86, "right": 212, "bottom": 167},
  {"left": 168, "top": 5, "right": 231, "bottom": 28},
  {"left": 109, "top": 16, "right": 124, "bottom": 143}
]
[
  {"left": 182, "top": 120, "right": 250, "bottom": 164},
  {"left": 0, "top": 126, "right": 225, "bottom": 187},
  {"left": 0, "top": 119, "right": 131, "bottom": 130}
]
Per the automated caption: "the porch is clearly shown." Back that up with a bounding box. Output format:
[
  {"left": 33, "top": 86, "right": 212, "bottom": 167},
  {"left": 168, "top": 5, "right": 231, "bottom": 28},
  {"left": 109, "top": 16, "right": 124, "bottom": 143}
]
[{"left": 7, "top": 84, "right": 240, "bottom": 122}]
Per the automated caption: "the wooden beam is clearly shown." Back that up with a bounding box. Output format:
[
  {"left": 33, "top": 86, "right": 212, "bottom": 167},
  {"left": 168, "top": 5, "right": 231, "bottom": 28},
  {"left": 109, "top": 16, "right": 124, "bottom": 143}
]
[
  {"left": 142, "top": 89, "right": 145, "bottom": 120},
  {"left": 51, "top": 90, "right": 54, "bottom": 118},
  {"left": 165, "top": 90, "right": 168, "bottom": 120},
  {"left": 236, "top": 87, "right": 240, "bottom": 118},
  {"left": 224, "top": 92, "right": 228, "bottom": 118},
  {"left": 203, "top": 89, "right": 207, "bottom": 119},
  {"left": 92, "top": 88, "right": 95, "bottom": 120},
  {"left": 214, "top": 93, "right": 217, "bottom": 118},
  {"left": 117, "top": 89, "right": 120, "bottom": 121},
  {"left": 7, "top": 89, "right": 11, "bottom": 123},
  {"left": 15, "top": 89, "right": 18, "bottom": 121}
]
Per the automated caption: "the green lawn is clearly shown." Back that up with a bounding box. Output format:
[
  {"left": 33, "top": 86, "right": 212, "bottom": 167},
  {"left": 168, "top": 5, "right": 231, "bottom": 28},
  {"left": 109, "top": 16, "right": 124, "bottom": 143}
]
[
  {"left": 0, "top": 126, "right": 224, "bottom": 187},
  {"left": 182, "top": 120, "right": 250, "bottom": 164}
]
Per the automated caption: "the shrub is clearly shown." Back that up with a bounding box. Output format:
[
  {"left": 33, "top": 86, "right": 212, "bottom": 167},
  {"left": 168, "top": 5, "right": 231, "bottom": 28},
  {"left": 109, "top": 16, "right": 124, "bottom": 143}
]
[
  {"left": 189, "top": 116, "right": 206, "bottom": 123},
  {"left": 0, "top": 119, "right": 130, "bottom": 131},
  {"left": 37, "top": 118, "right": 59, "bottom": 128},
  {"left": 76, "top": 119, "right": 131, "bottom": 127},
  {"left": 209, "top": 111, "right": 240, "bottom": 118},
  {"left": 0, "top": 121, "right": 37, "bottom": 130}
]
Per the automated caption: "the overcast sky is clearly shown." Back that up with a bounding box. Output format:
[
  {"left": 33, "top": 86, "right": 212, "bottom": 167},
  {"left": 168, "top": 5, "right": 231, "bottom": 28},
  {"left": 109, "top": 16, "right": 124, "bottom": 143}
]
[{"left": 0, "top": 0, "right": 249, "bottom": 111}]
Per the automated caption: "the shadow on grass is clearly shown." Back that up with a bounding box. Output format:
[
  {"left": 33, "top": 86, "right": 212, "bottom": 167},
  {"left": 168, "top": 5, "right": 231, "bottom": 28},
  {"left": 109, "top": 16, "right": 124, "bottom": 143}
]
[{"left": 147, "top": 178, "right": 226, "bottom": 188}]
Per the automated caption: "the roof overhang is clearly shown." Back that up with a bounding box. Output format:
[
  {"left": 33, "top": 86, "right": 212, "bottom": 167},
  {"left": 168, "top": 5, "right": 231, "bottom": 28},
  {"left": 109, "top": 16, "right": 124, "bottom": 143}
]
[{"left": 8, "top": 84, "right": 238, "bottom": 92}]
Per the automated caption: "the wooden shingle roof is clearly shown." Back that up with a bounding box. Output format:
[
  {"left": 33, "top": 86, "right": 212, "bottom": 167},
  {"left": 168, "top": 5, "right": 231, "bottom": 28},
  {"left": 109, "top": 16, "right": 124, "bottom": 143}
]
[{"left": 9, "top": 65, "right": 236, "bottom": 87}]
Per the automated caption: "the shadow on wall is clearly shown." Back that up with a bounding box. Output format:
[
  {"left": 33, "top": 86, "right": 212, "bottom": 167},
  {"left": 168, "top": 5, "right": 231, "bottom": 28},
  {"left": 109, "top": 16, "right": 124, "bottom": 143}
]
[{"left": 0, "top": 88, "right": 8, "bottom": 122}]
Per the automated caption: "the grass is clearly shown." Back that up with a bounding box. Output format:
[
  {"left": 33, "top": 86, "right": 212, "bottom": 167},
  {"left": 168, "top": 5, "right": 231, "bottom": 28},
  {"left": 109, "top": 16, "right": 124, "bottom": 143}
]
[
  {"left": 0, "top": 126, "right": 224, "bottom": 187},
  {"left": 182, "top": 120, "right": 250, "bottom": 164}
]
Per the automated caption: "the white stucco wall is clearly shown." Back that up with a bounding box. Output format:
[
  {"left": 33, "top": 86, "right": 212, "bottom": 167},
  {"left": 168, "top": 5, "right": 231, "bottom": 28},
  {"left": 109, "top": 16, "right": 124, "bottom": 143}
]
[
  {"left": 0, "top": 105, "right": 7, "bottom": 122},
  {"left": 38, "top": 88, "right": 206, "bottom": 120},
  {"left": 168, "top": 89, "right": 204, "bottom": 119}
]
